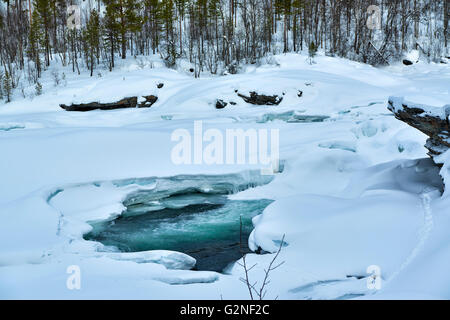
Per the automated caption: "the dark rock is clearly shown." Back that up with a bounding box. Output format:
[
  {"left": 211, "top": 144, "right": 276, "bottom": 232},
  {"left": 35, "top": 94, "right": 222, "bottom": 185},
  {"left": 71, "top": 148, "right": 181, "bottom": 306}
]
[
  {"left": 237, "top": 91, "right": 283, "bottom": 106},
  {"left": 298, "top": 90, "right": 303, "bottom": 98},
  {"left": 229, "top": 101, "right": 237, "bottom": 106},
  {"left": 60, "top": 95, "right": 158, "bottom": 112},
  {"left": 216, "top": 99, "right": 228, "bottom": 109},
  {"left": 157, "top": 83, "right": 164, "bottom": 89},
  {"left": 388, "top": 98, "right": 450, "bottom": 160},
  {"left": 139, "top": 95, "right": 158, "bottom": 108},
  {"left": 254, "top": 247, "right": 269, "bottom": 255},
  {"left": 189, "top": 68, "right": 194, "bottom": 73},
  {"left": 403, "top": 59, "right": 414, "bottom": 66}
]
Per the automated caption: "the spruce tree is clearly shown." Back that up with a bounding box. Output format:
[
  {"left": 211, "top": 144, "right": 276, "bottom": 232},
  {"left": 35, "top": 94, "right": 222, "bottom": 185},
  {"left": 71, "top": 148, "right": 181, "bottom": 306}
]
[
  {"left": 103, "top": 0, "right": 120, "bottom": 71},
  {"left": 275, "top": 0, "right": 292, "bottom": 53},
  {"left": 33, "top": 0, "right": 51, "bottom": 66},
  {"left": 291, "top": 0, "right": 304, "bottom": 52},
  {"left": 145, "top": 0, "right": 162, "bottom": 54},
  {"left": 104, "top": 0, "right": 143, "bottom": 61},
  {"left": 124, "top": 0, "right": 144, "bottom": 57},
  {"left": 175, "top": 0, "right": 187, "bottom": 54},
  {"left": 161, "top": 0, "right": 176, "bottom": 66},
  {"left": 28, "top": 9, "right": 43, "bottom": 78},
  {"left": 84, "top": 10, "right": 101, "bottom": 77}
]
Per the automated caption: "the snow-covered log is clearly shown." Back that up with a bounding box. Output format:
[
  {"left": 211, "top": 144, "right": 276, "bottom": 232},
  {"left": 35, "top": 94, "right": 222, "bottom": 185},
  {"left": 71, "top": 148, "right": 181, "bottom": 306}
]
[
  {"left": 237, "top": 91, "right": 283, "bottom": 106},
  {"left": 60, "top": 95, "right": 158, "bottom": 112}
]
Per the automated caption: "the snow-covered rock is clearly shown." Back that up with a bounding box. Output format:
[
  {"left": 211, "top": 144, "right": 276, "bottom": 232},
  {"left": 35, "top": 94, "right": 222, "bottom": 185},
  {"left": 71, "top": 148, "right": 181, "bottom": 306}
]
[{"left": 388, "top": 97, "right": 450, "bottom": 185}]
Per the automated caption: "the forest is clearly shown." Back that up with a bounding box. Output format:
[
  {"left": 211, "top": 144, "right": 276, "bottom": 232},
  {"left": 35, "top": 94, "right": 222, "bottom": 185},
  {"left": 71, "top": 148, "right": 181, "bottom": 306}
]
[{"left": 0, "top": 0, "right": 448, "bottom": 102}]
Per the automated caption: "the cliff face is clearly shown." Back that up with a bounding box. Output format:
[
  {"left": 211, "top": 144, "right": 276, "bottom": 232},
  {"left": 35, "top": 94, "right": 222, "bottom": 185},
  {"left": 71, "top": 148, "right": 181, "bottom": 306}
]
[
  {"left": 389, "top": 97, "right": 450, "bottom": 192},
  {"left": 388, "top": 97, "right": 450, "bottom": 159}
]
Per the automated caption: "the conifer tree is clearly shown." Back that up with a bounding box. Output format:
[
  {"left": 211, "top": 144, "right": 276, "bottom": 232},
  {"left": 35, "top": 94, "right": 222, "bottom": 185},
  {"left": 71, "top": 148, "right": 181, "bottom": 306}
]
[
  {"left": 161, "top": 0, "right": 176, "bottom": 66},
  {"left": 291, "top": 0, "right": 304, "bottom": 52},
  {"left": 104, "top": 0, "right": 143, "bottom": 60},
  {"left": 145, "top": 0, "right": 163, "bottom": 54},
  {"left": 0, "top": 0, "right": 447, "bottom": 84},
  {"left": 275, "top": 0, "right": 292, "bottom": 53},
  {"left": 175, "top": 0, "right": 187, "bottom": 54},
  {"left": 125, "top": 0, "right": 144, "bottom": 57},
  {"left": 84, "top": 10, "right": 101, "bottom": 77},
  {"left": 33, "top": 0, "right": 51, "bottom": 66},
  {"left": 28, "top": 9, "right": 43, "bottom": 78},
  {"left": 103, "top": 0, "right": 120, "bottom": 70}
]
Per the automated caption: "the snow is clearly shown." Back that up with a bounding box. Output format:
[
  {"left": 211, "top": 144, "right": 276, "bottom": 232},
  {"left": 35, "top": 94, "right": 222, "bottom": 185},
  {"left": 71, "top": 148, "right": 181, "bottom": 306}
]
[
  {"left": 102, "top": 251, "right": 197, "bottom": 271},
  {"left": 405, "top": 50, "right": 420, "bottom": 63},
  {"left": 0, "top": 53, "right": 449, "bottom": 299},
  {"left": 388, "top": 96, "right": 448, "bottom": 119},
  {"left": 436, "top": 151, "right": 450, "bottom": 198}
]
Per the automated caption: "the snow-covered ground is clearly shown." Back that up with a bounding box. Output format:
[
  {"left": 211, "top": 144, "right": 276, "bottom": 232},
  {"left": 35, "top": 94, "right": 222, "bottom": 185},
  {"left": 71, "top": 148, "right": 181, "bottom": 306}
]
[{"left": 0, "top": 53, "right": 449, "bottom": 299}]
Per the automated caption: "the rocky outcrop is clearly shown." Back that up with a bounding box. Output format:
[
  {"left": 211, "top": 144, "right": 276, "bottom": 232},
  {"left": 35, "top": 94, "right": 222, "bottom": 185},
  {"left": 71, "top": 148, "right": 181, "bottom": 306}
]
[
  {"left": 215, "top": 99, "right": 228, "bottom": 109},
  {"left": 139, "top": 95, "right": 158, "bottom": 108},
  {"left": 403, "top": 59, "right": 414, "bottom": 66},
  {"left": 388, "top": 97, "right": 450, "bottom": 159},
  {"left": 60, "top": 95, "right": 158, "bottom": 112},
  {"left": 237, "top": 91, "right": 283, "bottom": 106}
]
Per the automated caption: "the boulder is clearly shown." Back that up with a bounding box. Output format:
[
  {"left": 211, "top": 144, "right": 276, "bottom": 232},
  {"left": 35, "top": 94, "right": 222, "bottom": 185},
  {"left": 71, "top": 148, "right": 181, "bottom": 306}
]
[
  {"left": 215, "top": 99, "right": 228, "bottom": 109},
  {"left": 403, "top": 59, "right": 414, "bottom": 66},
  {"left": 237, "top": 91, "right": 283, "bottom": 106},
  {"left": 157, "top": 83, "right": 164, "bottom": 89},
  {"left": 139, "top": 95, "right": 158, "bottom": 108}
]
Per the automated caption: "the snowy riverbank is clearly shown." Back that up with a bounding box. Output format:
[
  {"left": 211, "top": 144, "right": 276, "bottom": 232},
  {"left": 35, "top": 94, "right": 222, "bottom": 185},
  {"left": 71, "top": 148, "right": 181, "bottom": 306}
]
[{"left": 1, "top": 53, "right": 449, "bottom": 299}]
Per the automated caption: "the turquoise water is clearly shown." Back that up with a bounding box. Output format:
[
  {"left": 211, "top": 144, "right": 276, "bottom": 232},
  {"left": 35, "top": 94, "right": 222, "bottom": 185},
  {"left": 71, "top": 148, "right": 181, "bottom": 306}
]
[{"left": 85, "top": 193, "right": 272, "bottom": 272}]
